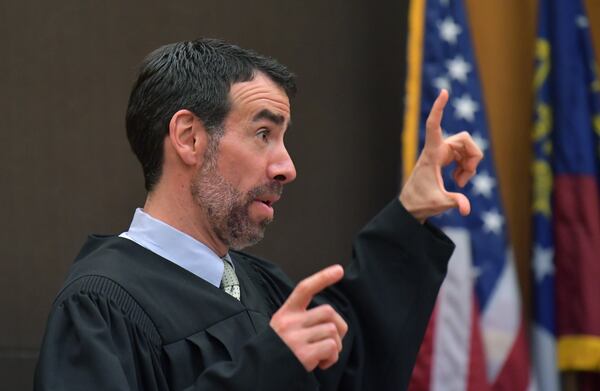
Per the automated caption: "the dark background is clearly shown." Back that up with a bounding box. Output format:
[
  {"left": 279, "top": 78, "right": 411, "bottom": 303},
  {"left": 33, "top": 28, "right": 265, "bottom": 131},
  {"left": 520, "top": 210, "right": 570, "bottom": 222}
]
[{"left": 0, "top": 1, "right": 408, "bottom": 388}]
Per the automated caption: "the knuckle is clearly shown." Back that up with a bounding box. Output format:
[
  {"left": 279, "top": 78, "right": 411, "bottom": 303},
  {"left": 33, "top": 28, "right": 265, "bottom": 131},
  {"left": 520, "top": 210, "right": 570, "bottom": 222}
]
[
  {"left": 297, "top": 346, "right": 308, "bottom": 361},
  {"left": 326, "top": 339, "right": 338, "bottom": 354},
  {"left": 326, "top": 322, "right": 337, "bottom": 334},
  {"left": 284, "top": 316, "right": 299, "bottom": 330},
  {"left": 269, "top": 313, "right": 282, "bottom": 329},
  {"left": 270, "top": 311, "right": 280, "bottom": 322},
  {"left": 285, "top": 332, "right": 300, "bottom": 347},
  {"left": 300, "top": 345, "right": 315, "bottom": 359},
  {"left": 296, "top": 349, "right": 313, "bottom": 370},
  {"left": 319, "top": 358, "right": 335, "bottom": 370},
  {"left": 322, "top": 304, "right": 335, "bottom": 317},
  {"left": 275, "top": 315, "right": 293, "bottom": 332},
  {"left": 340, "top": 320, "right": 349, "bottom": 336},
  {"left": 332, "top": 348, "right": 340, "bottom": 361}
]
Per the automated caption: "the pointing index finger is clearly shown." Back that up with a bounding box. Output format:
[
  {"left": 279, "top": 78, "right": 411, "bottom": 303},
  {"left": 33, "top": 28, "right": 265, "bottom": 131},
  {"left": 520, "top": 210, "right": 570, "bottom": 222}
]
[
  {"left": 424, "top": 89, "right": 449, "bottom": 148},
  {"left": 285, "top": 265, "right": 344, "bottom": 310}
]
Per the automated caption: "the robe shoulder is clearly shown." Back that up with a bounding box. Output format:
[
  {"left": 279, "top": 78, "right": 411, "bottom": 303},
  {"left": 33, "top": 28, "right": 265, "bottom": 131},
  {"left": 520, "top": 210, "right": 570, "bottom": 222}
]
[
  {"left": 57, "top": 236, "right": 253, "bottom": 342},
  {"left": 35, "top": 276, "right": 168, "bottom": 390}
]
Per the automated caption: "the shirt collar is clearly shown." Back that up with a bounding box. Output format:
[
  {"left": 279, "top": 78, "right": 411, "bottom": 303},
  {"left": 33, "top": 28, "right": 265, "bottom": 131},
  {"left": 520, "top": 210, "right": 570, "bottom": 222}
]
[{"left": 120, "top": 208, "right": 229, "bottom": 287}]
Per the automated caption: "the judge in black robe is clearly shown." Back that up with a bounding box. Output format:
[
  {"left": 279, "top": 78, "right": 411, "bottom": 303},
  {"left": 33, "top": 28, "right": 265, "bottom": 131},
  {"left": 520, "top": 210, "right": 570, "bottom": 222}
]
[{"left": 34, "top": 200, "right": 454, "bottom": 390}]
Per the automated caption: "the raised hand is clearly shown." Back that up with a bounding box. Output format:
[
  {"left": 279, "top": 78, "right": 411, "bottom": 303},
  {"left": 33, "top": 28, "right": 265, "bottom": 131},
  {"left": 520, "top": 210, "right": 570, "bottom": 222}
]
[
  {"left": 270, "top": 265, "right": 348, "bottom": 371},
  {"left": 400, "top": 89, "right": 483, "bottom": 222}
]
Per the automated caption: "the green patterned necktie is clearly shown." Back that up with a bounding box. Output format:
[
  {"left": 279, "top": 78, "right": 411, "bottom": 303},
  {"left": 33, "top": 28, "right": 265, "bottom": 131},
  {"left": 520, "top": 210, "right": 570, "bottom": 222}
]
[{"left": 220, "top": 255, "right": 240, "bottom": 301}]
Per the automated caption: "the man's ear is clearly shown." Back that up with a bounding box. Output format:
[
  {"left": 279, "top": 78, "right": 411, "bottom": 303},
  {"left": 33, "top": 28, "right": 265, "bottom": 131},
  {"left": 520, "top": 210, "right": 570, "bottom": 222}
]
[{"left": 167, "top": 109, "right": 207, "bottom": 166}]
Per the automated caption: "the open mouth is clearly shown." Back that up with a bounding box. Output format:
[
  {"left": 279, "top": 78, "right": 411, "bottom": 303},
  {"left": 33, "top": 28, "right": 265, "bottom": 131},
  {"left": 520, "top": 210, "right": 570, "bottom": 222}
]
[
  {"left": 256, "top": 196, "right": 279, "bottom": 207},
  {"left": 257, "top": 199, "right": 273, "bottom": 208}
]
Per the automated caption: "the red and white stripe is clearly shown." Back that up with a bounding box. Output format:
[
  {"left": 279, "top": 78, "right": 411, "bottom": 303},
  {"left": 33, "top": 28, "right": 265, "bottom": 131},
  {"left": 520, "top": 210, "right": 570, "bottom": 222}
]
[{"left": 409, "top": 229, "right": 534, "bottom": 391}]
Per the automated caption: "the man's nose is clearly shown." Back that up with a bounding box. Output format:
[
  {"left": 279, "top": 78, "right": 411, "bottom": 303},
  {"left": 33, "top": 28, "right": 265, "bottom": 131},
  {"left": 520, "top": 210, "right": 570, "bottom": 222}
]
[{"left": 268, "top": 147, "right": 297, "bottom": 185}]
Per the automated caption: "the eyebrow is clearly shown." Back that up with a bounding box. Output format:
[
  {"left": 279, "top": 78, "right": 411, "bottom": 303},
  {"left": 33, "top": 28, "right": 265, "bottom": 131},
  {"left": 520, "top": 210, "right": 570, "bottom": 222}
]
[{"left": 252, "top": 109, "right": 286, "bottom": 126}]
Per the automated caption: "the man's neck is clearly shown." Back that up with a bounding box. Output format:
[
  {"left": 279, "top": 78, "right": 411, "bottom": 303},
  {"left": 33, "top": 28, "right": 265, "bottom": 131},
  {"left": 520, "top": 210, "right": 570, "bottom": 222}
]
[{"left": 143, "top": 188, "right": 228, "bottom": 257}]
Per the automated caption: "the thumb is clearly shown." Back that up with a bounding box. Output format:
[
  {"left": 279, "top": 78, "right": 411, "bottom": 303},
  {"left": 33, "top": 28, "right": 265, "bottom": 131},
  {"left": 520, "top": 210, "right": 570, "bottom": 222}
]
[{"left": 446, "top": 192, "right": 471, "bottom": 216}]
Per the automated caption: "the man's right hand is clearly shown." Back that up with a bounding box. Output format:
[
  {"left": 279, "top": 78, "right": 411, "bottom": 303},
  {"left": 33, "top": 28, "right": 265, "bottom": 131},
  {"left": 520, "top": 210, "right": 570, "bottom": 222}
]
[{"left": 270, "top": 265, "right": 348, "bottom": 371}]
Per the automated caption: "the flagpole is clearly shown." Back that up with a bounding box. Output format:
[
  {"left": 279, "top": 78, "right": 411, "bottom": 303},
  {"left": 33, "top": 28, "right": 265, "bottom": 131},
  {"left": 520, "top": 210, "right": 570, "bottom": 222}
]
[{"left": 402, "top": 0, "right": 425, "bottom": 182}]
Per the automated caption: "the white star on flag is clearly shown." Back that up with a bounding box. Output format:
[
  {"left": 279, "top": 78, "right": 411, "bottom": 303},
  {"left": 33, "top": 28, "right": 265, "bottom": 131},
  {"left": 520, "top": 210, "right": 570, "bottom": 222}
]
[
  {"left": 471, "top": 132, "right": 489, "bottom": 152},
  {"left": 453, "top": 93, "right": 479, "bottom": 122},
  {"left": 433, "top": 76, "right": 452, "bottom": 92},
  {"left": 576, "top": 15, "right": 589, "bottom": 28},
  {"left": 481, "top": 209, "right": 504, "bottom": 235},
  {"left": 439, "top": 17, "right": 462, "bottom": 44},
  {"left": 472, "top": 171, "right": 496, "bottom": 198},
  {"left": 446, "top": 56, "right": 472, "bottom": 83},
  {"left": 471, "top": 265, "right": 482, "bottom": 280},
  {"left": 532, "top": 245, "right": 555, "bottom": 282}
]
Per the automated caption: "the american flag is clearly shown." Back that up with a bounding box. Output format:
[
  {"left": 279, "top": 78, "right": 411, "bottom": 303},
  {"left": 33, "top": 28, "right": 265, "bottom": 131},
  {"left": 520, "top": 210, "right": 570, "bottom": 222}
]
[
  {"left": 532, "top": 0, "right": 600, "bottom": 390},
  {"left": 403, "top": 1, "right": 533, "bottom": 390}
]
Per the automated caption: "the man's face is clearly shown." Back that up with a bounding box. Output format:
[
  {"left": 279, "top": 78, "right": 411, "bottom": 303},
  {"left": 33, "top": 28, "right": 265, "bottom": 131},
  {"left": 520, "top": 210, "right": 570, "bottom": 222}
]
[{"left": 191, "top": 73, "right": 296, "bottom": 250}]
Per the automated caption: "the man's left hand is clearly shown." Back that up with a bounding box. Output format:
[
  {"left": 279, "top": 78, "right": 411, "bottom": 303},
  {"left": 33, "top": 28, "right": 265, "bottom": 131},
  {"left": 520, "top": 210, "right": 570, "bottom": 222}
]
[{"left": 399, "top": 89, "right": 484, "bottom": 223}]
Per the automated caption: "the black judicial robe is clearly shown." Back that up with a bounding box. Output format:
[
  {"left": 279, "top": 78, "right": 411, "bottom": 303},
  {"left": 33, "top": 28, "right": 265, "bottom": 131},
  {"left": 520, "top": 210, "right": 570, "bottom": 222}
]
[{"left": 34, "top": 200, "right": 454, "bottom": 390}]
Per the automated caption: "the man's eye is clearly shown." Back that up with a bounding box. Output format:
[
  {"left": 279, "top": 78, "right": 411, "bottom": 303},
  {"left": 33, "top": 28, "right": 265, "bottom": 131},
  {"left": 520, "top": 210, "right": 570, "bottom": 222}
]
[{"left": 257, "top": 129, "right": 270, "bottom": 142}]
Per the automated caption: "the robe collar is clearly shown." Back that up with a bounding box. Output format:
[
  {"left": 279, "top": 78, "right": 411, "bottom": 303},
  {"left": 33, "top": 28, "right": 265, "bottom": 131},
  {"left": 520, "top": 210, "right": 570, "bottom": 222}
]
[{"left": 120, "top": 208, "right": 231, "bottom": 288}]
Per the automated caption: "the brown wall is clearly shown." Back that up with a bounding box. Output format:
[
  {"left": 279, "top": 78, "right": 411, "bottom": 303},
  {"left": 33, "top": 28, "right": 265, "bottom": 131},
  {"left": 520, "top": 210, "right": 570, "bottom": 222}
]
[
  {"left": 0, "top": 1, "right": 409, "bottom": 388},
  {"left": 3, "top": 1, "right": 600, "bottom": 389}
]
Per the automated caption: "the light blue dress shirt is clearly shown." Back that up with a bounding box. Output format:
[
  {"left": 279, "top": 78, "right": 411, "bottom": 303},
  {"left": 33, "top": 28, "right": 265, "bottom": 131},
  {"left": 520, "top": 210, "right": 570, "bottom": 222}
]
[{"left": 120, "top": 208, "right": 231, "bottom": 288}]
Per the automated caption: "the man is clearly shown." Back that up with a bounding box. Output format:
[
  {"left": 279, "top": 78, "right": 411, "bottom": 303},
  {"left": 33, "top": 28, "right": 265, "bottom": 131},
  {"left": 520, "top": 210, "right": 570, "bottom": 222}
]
[{"left": 35, "top": 39, "right": 482, "bottom": 390}]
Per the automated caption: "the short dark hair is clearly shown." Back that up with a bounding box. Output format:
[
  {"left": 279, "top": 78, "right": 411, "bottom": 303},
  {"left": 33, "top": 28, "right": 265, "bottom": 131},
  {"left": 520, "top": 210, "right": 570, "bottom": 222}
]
[{"left": 125, "top": 38, "right": 297, "bottom": 191}]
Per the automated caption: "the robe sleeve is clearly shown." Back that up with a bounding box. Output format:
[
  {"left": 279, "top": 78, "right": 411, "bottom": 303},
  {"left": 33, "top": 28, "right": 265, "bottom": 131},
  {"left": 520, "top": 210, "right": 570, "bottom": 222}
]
[
  {"left": 246, "top": 199, "right": 455, "bottom": 391},
  {"left": 186, "top": 327, "right": 318, "bottom": 391},
  {"left": 323, "top": 199, "right": 455, "bottom": 390},
  {"left": 35, "top": 276, "right": 317, "bottom": 391}
]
